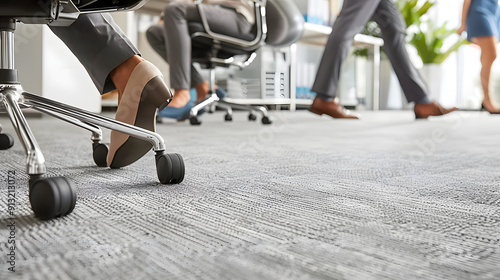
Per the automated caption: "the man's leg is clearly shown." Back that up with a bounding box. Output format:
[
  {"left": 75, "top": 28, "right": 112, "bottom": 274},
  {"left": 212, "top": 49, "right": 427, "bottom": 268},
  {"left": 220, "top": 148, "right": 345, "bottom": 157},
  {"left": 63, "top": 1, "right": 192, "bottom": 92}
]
[
  {"left": 309, "top": 0, "right": 380, "bottom": 119},
  {"left": 373, "top": 0, "right": 458, "bottom": 118},
  {"left": 372, "top": 0, "right": 429, "bottom": 104},
  {"left": 312, "top": 0, "right": 381, "bottom": 100}
]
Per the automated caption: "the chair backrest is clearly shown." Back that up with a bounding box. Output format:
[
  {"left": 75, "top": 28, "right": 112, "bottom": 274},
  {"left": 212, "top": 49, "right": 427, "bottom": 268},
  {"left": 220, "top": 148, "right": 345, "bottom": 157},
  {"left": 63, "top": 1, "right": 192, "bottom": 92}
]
[
  {"left": 265, "top": 0, "right": 304, "bottom": 47},
  {"left": 190, "top": 0, "right": 303, "bottom": 52}
]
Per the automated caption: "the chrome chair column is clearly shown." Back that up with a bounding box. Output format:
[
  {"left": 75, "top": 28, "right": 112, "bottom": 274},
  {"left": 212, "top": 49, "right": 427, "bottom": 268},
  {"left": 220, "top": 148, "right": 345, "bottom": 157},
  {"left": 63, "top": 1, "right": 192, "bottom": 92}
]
[{"left": 1, "top": 20, "right": 46, "bottom": 176}]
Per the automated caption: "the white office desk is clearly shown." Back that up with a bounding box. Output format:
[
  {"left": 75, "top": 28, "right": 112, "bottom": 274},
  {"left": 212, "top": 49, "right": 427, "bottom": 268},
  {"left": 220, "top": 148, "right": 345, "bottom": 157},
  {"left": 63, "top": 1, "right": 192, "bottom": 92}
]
[{"left": 290, "top": 23, "right": 384, "bottom": 110}]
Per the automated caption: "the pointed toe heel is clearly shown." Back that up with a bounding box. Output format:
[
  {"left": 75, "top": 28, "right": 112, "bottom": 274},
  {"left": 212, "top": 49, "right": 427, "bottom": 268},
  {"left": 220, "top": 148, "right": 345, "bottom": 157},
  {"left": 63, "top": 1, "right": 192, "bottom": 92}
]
[{"left": 107, "top": 61, "right": 172, "bottom": 168}]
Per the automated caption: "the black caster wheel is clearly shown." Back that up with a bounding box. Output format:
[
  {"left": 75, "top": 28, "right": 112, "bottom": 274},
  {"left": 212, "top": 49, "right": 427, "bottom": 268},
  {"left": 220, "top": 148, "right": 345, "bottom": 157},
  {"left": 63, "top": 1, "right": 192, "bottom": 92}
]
[
  {"left": 224, "top": 114, "right": 233, "bottom": 122},
  {"left": 0, "top": 133, "right": 14, "bottom": 150},
  {"left": 262, "top": 116, "right": 272, "bottom": 125},
  {"left": 92, "top": 143, "right": 109, "bottom": 167},
  {"left": 156, "top": 115, "right": 163, "bottom": 124},
  {"left": 190, "top": 116, "right": 202, "bottom": 125},
  {"left": 29, "top": 177, "right": 77, "bottom": 220},
  {"left": 155, "top": 153, "right": 185, "bottom": 184},
  {"left": 248, "top": 113, "right": 257, "bottom": 121}
]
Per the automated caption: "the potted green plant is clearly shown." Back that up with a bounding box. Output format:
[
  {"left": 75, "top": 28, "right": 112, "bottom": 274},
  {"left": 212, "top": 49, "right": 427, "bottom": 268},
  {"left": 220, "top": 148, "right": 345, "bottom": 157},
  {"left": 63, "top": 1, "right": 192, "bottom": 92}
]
[
  {"left": 408, "top": 7, "right": 468, "bottom": 103},
  {"left": 397, "top": 0, "right": 434, "bottom": 30}
]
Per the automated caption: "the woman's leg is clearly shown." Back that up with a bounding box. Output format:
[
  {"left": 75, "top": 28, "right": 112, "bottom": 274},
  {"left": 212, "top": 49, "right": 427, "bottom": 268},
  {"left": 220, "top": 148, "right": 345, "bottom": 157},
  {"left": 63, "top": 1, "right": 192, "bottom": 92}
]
[
  {"left": 49, "top": 13, "right": 139, "bottom": 94},
  {"left": 474, "top": 36, "right": 499, "bottom": 112}
]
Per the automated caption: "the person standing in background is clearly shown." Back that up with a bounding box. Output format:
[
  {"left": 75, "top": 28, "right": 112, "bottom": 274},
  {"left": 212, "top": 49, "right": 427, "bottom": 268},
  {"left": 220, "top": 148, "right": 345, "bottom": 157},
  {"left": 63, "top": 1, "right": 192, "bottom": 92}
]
[{"left": 458, "top": 0, "right": 500, "bottom": 114}]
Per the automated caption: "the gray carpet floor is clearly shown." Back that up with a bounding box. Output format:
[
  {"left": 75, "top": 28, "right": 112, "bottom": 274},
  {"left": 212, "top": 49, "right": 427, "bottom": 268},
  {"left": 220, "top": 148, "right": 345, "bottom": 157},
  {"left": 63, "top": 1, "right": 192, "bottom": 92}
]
[{"left": 0, "top": 109, "right": 499, "bottom": 280}]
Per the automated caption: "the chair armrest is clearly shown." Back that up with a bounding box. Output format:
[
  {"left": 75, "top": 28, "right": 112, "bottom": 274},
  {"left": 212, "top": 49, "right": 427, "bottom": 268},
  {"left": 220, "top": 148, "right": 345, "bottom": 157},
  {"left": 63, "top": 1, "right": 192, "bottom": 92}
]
[{"left": 192, "top": 0, "right": 267, "bottom": 50}]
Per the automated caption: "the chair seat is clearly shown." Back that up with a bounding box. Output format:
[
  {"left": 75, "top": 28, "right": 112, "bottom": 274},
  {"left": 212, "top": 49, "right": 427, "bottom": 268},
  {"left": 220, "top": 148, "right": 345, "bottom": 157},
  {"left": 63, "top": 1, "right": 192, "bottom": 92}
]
[{"left": 189, "top": 22, "right": 258, "bottom": 60}]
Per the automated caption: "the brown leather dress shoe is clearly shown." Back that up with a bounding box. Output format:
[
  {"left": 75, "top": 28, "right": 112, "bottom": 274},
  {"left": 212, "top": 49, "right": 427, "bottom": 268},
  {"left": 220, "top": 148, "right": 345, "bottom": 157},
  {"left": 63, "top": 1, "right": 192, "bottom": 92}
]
[
  {"left": 308, "top": 97, "right": 359, "bottom": 119},
  {"left": 414, "top": 101, "right": 458, "bottom": 119}
]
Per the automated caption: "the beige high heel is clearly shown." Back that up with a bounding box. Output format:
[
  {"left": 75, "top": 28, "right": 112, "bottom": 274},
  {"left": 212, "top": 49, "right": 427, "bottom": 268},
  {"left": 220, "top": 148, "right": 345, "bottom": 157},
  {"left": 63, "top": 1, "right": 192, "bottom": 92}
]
[{"left": 107, "top": 60, "right": 172, "bottom": 168}]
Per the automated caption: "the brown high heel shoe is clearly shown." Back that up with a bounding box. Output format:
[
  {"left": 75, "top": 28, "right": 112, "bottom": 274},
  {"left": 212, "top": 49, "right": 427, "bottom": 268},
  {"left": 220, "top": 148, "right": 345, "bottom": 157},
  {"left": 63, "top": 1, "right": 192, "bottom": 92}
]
[{"left": 107, "top": 61, "right": 172, "bottom": 168}]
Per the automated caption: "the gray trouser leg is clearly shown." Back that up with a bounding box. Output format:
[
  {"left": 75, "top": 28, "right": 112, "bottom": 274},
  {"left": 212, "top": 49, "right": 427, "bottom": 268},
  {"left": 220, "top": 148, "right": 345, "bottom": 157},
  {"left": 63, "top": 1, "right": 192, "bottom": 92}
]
[
  {"left": 372, "top": 0, "right": 429, "bottom": 103},
  {"left": 49, "top": 13, "right": 139, "bottom": 94},
  {"left": 312, "top": 0, "right": 380, "bottom": 101},
  {"left": 162, "top": 2, "right": 253, "bottom": 89},
  {"left": 146, "top": 24, "right": 204, "bottom": 88},
  {"left": 312, "top": 0, "right": 429, "bottom": 103}
]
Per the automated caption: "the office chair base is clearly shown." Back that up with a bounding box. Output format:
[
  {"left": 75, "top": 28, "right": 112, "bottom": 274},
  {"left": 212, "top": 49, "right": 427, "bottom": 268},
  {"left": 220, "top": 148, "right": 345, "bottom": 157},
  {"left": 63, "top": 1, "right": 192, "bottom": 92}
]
[
  {"left": 1, "top": 83, "right": 185, "bottom": 220},
  {"left": 189, "top": 92, "right": 273, "bottom": 125}
]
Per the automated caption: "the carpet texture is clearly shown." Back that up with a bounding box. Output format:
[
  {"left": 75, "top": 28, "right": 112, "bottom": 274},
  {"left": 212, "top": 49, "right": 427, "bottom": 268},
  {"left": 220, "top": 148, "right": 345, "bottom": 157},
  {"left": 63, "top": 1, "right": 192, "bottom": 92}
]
[{"left": 0, "top": 109, "right": 499, "bottom": 279}]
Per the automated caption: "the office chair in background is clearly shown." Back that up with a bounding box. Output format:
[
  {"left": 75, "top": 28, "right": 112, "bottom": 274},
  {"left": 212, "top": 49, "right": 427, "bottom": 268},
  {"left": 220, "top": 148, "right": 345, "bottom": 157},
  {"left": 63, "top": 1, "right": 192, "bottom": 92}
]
[
  {"left": 0, "top": 0, "right": 185, "bottom": 220},
  {"left": 187, "top": 0, "right": 304, "bottom": 125}
]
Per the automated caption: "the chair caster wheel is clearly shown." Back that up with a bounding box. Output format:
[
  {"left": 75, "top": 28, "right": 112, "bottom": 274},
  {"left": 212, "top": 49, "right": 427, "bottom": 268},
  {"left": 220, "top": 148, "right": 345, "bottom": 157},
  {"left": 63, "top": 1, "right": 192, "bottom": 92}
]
[
  {"left": 262, "top": 116, "right": 272, "bottom": 125},
  {"left": 224, "top": 114, "right": 233, "bottom": 121},
  {"left": 0, "top": 133, "right": 14, "bottom": 150},
  {"left": 29, "top": 177, "right": 76, "bottom": 220},
  {"left": 155, "top": 153, "right": 185, "bottom": 184},
  {"left": 92, "top": 143, "right": 109, "bottom": 167},
  {"left": 156, "top": 115, "right": 163, "bottom": 124},
  {"left": 190, "top": 116, "right": 202, "bottom": 125},
  {"left": 248, "top": 113, "right": 257, "bottom": 121}
]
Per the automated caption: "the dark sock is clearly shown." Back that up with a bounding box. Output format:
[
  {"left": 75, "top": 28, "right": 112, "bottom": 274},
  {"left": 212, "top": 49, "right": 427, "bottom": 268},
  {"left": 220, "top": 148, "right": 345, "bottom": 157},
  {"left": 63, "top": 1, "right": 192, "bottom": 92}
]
[
  {"left": 415, "top": 96, "right": 431, "bottom": 104},
  {"left": 316, "top": 94, "right": 335, "bottom": 102}
]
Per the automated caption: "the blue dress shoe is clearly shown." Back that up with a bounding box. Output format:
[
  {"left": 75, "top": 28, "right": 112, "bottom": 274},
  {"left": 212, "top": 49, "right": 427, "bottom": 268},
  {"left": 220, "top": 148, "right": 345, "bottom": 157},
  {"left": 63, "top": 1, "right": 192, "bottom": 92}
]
[{"left": 157, "top": 100, "right": 194, "bottom": 121}]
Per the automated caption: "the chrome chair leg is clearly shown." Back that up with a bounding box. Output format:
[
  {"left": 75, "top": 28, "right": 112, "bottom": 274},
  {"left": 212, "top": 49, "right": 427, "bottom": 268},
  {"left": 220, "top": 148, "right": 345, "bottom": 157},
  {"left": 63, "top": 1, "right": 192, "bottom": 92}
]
[
  {"left": 34, "top": 107, "right": 104, "bottom": 141},
  {"left": 215, "top": 102, "right": 233, "bottom": 122},
  {"left": 218, "top": 100, "right": 272, "bottom": 125},
  {"left": 22, "top": 92, "right": 167, "bottom": 153},
  {"left": 2, "top": 86, "right": 46, "bottom": 175},
  {"left": 31, "top": 106, "right": 109, "bottom": 167},
  {"left": 189, "top": 92, "right": 220, "bottom": 125}
]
